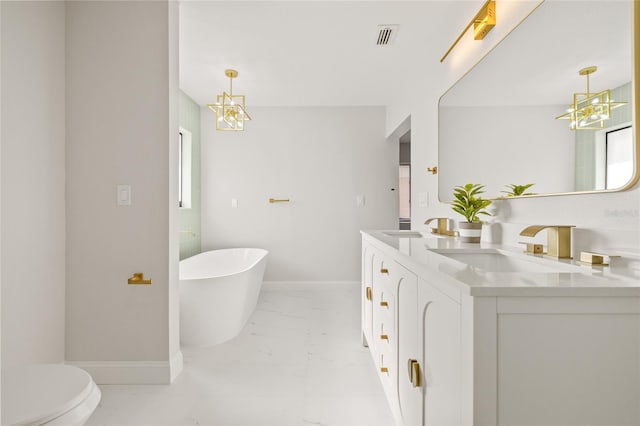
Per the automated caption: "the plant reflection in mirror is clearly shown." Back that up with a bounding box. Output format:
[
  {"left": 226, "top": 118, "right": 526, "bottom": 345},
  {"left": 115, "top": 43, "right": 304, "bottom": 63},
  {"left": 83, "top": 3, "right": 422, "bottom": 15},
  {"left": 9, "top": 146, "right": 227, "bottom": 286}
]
[{"left": 502, "top": 183, "right": 536, "bottom": 197}]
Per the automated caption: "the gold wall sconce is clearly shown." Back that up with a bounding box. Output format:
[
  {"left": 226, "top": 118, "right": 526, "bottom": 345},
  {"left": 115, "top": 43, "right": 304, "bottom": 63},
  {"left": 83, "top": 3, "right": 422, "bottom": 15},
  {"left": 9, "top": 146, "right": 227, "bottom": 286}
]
[
  {"left": 207, "top": 69, "right": 252, "bottom": 131},
  {"left": 440, "top": 0, "right": 496, "bottom": 63}
]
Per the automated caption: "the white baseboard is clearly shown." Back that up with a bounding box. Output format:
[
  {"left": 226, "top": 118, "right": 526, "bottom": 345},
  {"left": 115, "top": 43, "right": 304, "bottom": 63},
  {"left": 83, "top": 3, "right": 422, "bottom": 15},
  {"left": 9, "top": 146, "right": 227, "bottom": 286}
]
[
  {"left": 169, "top": 350, "right": 184, "bottom": 383},
  {"left": 263, "top": 280, "right": 360, "bottom": 286},
  {"left": 68, "top": 350, "right": 184, "bottom": 385}
]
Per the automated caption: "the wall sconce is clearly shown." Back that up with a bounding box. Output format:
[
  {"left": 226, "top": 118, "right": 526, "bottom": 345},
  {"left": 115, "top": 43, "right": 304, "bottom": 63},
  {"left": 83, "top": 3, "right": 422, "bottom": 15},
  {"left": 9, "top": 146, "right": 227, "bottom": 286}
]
[
  {"left": 555, "top": 66, "right": 626, "bottom": 130},
  {"left": 440, "top": 0, "right": 496, "bottom": 63},
  {"left": 207, "top": 69, "right": 252, "bottom": 131}
]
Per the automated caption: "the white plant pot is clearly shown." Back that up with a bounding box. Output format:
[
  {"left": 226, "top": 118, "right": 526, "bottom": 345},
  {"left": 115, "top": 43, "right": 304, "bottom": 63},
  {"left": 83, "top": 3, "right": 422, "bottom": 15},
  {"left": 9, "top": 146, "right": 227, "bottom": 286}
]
[{"left": 458, "top": 221, "right": 482, "bottom": 243}]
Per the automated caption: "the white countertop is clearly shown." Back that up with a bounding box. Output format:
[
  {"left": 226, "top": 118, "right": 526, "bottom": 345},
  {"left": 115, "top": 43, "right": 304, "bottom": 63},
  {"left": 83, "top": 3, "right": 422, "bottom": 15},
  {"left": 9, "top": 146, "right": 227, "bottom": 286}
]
[{"left": 362, "top": 230, "right": 640, "bottom": 297}]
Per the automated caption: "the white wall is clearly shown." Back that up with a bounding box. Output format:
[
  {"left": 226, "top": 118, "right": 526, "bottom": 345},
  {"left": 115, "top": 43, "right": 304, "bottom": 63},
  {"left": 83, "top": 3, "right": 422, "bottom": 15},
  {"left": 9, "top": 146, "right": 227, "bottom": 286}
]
[
  {"left": 387, "top": 1, "right": 639, "bottom": 258},
  {"left": 1, "top": 1, "right": 66, "bottom": 367},
  {"left": 167, "top": 0, "right": 181, "bottom": 381},
  {"left": 201, "top": 106, "right": 398, "bottom": 282},
  {"left": 65, "top": 1, "right": 180, "bottom": 383}
]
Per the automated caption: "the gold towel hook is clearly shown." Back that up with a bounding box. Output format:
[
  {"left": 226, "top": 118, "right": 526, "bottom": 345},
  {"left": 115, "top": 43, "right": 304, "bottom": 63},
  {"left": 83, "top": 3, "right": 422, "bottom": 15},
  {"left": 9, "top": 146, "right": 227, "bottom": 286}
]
[{"left": 128, "top": 272, "right": 152, "bottom": 285}]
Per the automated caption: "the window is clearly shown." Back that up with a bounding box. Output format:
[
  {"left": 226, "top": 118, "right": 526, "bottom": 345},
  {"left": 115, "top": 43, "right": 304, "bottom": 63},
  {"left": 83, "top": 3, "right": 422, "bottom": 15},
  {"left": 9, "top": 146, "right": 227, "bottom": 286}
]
[
  {"left": 178, "top": 128, "right": 192, "bottom": 208},
  {"left": 179, "top": 131, "right": 183, "bottom": 207},
  {"left": 605, "top": 125, "right": 633, "bottom": 189}
]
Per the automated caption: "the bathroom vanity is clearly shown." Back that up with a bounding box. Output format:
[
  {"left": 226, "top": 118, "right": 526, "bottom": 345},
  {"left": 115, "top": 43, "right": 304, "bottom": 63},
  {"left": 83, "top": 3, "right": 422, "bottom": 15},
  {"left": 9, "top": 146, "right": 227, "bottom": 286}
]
[{"left": 361, "top": 230, "right": 640, "bottom": 426}]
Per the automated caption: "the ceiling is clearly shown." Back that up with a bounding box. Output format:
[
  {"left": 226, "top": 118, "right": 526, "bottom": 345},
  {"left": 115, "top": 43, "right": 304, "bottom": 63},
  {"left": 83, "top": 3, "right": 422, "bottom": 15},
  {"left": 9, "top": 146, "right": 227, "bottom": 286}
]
[
  {"left": 179, "top": 1, "right": 634, "bottom": 109},
  {"left": 179, "top": 1, "right": 489, "bottom": 107}
]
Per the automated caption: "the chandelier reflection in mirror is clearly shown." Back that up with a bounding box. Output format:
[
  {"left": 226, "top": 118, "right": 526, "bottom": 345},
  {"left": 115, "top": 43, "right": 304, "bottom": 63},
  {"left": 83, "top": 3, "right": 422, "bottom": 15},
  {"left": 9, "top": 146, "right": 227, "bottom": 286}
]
[
  {"left": 207, "top": 69, "right": 252, "bottom": 131},
  {"left": 555, "top": 66, "right": 626, "bottom": 130}
]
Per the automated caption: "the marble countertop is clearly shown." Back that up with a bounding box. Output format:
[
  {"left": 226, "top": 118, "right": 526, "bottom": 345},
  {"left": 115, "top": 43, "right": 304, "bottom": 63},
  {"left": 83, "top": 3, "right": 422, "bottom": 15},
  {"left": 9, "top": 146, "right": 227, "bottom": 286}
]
[{"left": 362, "top": 230, "right": 640, "bottom": 297}]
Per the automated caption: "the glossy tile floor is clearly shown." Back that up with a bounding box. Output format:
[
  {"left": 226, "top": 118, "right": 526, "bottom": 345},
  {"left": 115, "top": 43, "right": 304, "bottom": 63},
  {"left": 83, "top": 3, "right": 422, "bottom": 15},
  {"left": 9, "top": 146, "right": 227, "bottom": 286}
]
[{"left": 87, "top": 282, "right": 394, "bottom": 425}]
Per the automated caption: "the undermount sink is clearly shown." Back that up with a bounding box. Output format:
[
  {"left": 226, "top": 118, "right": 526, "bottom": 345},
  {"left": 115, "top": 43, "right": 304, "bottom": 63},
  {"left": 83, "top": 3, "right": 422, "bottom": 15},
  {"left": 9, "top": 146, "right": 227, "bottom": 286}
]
[
  {"left": 382, "top": 231, "right": 424, "bottom": 238},
  {"left": 429, "top": 249, "right": 581, "bottom": 273}
]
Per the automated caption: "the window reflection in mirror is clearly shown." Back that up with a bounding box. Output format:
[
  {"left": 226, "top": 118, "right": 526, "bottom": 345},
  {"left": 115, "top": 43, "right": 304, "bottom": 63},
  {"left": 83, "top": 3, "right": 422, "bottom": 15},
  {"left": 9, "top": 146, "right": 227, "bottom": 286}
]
[
  {"left": 606, "top": 125, "right": 633, "bottom": 189},
  {"left": 576, "top": 82, "right": 633, "bottom": 191},
  {"left": 437, "top": 0, "right": 636, "bottom": 200}
]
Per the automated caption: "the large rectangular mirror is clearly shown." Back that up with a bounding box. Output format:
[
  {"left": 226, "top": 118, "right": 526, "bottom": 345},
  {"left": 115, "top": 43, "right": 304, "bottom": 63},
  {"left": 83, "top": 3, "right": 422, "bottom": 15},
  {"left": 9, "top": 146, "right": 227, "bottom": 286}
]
[{"left": 438, "top": 0, "right": 637, "bottom": 200}]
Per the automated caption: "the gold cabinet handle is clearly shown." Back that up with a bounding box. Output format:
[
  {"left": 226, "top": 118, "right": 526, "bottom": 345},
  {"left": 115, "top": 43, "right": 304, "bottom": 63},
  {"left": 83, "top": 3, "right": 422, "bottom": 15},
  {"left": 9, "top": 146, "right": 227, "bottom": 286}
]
[
  {"left": 408, "top": 359, "right": 421, "bottom": 388},
  {"left": 380, "top": 300, "right": 389, "bottom": 307},
  {"left": 269, "top": 198, "right": 290, "bottom": 203},
  {"left": 366, "top": 286, "right": 373, "bottom": 301},
  {"left": 380, "top": 334, "right": 389, "bottom": 341},
  {"left": 380, "top": 367, "right": 389, "bottom": 373},
  {"left": 380, "top": 267, "right": 389, "bottom": 274}
]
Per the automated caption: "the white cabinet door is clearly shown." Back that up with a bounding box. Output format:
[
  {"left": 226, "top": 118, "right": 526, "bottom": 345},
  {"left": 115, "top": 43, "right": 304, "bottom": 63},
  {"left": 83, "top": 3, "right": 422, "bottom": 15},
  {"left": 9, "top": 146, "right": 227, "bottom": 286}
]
[
  {"left": 420, "top": 279, "right": 461, "bottom": 426},
  {"left": 397, "top": 262, "right": 422, "bottom": 426},
  {"left": 495, "top": 299, "right": 640, "bottom": 425}
]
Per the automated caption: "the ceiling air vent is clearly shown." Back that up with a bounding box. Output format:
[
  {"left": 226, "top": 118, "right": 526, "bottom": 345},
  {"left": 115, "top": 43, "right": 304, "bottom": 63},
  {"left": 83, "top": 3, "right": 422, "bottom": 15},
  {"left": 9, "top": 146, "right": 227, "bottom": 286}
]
[{"left": 376, "top": 24, "right": 398, "bottom": 46}]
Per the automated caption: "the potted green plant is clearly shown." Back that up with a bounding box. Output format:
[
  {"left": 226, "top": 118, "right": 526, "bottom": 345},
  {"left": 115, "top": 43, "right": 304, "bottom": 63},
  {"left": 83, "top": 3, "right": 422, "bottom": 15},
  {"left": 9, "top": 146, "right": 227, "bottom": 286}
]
[
  {"left": 451, "top": 183, "right": 492, "bottom": 243},
  {"left": 501, "top": 183, "right": 536, "bottom": 197}
]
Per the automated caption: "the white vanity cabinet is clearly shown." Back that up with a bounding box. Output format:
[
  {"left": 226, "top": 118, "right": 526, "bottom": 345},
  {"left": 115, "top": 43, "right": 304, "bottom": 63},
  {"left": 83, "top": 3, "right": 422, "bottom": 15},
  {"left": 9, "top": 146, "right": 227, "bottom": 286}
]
[
  {"left": 362, "top": 244, "right": 401, "bottom": 420},
  {"left": 361, "top": 232, "right": 640, "bottom": 426},
  {"left": 364, "top": 239, "right": 464, "bottom": 426}
]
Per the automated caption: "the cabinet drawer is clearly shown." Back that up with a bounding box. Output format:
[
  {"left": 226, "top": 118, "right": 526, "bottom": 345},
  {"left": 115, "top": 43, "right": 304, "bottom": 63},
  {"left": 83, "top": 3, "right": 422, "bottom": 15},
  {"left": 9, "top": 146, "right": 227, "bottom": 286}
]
[
  {"left": 375, "top": 318, "right": 395, "bottom": 347},
  {"left": 377, "top": 346, "right": 396, "bottom": 387},
  {"left": 374, "top": 288, "right": 395, "bottom": 338}
]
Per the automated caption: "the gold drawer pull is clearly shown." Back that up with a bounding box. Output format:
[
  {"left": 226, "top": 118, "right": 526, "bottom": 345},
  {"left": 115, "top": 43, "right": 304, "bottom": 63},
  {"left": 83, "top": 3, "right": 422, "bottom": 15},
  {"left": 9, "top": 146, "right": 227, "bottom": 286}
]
[
  {"left": 380, "top": 334, "right": 389, "bottom": 341},
  {"left": 380, "top": 354, "right": 388, "bottom": 374},
  {"left": 380, "top": 268, "right": 389, "bottom": 274},
  {"left": 380, "top": 300, "right": 389, "bottom": 307},
  {"left": 408, "top": 359, "right": 421, "bottom": 388},
  {"left": 366, "top": 286, "right": 373, "bottom": 301}
]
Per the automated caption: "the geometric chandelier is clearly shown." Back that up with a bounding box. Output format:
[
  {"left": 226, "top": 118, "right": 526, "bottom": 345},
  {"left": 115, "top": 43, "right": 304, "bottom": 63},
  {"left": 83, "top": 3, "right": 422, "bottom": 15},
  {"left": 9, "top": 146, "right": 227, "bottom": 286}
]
[
  {"left": 555, "top": 66, "right": 626, "bottom": 130},
  {"left": 207, "top": 69, "right": 252, "bottom": 131}
]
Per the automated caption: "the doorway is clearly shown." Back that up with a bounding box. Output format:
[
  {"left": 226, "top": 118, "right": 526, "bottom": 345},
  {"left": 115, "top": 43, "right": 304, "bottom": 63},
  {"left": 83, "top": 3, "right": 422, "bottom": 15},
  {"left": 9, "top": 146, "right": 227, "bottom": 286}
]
[{"left": 399, "top": 130, "right": 411, "bottom": 229}]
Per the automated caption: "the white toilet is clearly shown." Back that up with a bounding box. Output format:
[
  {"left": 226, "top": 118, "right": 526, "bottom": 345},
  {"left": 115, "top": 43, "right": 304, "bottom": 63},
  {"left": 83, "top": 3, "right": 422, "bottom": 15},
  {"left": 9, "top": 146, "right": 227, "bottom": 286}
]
[{"left": 1, "top": 364, "right": 101, "bottom": 425}]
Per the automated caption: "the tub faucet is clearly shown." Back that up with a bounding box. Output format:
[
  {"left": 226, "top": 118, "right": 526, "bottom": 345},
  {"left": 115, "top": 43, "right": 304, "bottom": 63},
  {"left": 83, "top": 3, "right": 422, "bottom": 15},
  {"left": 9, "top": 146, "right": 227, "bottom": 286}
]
[
  {"left": 425, "top": 217, "right": 456, "bottom": 236},
  {"left": 519, "top": 225, "right": 575, "bottom": 259}
]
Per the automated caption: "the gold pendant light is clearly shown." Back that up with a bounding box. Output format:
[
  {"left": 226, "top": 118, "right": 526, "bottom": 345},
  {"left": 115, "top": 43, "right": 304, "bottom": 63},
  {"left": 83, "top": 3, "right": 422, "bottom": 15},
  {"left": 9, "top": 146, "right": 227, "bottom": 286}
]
[
  {"left": 207, "top": 69, "right": 252, "bottom": 131},
  {"left": 555, "top": 66, "right": 626, "bottom": 130}
]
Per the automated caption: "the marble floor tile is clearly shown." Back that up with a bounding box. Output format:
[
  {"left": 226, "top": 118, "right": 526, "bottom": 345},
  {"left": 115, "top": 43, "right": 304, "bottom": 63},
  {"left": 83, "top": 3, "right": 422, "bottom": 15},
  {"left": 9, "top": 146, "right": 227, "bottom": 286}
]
[{"left": 87, "top": 282, "right": 394, "bottom": 426}]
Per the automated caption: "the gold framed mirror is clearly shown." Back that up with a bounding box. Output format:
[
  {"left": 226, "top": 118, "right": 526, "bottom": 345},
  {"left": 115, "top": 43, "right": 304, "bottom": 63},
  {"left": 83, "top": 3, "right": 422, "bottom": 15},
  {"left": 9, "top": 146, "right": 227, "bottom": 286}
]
[{"left": 438, "top": 0, "right": 638, "bottom": 200}]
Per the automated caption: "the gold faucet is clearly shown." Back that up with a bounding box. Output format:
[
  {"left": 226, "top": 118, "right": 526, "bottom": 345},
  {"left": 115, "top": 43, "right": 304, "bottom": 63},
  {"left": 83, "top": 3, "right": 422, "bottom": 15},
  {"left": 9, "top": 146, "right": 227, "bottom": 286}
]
[
  {"left": 519, "top": 225, "right": 575, "bottom": 258},
  {"left": 424, "top": 217, "right": 456, "bottom": 236}
]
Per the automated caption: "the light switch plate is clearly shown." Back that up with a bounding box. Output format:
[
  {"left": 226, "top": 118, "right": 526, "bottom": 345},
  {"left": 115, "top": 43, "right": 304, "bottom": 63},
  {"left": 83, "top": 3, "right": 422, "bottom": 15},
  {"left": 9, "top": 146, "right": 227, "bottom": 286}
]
[
  {"left": 117, "top": 185, "right": 131, "bottom": 206},
  {"left": 418, "top": 192, "right": 428, "bottom": 207}
]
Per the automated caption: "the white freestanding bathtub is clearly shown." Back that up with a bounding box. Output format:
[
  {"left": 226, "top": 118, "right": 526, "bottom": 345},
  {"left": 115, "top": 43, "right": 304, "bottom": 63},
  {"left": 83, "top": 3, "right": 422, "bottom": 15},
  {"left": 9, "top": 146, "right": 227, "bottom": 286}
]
[{"left": 179, "top": 248, "right": 269, "bottom": 347}]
